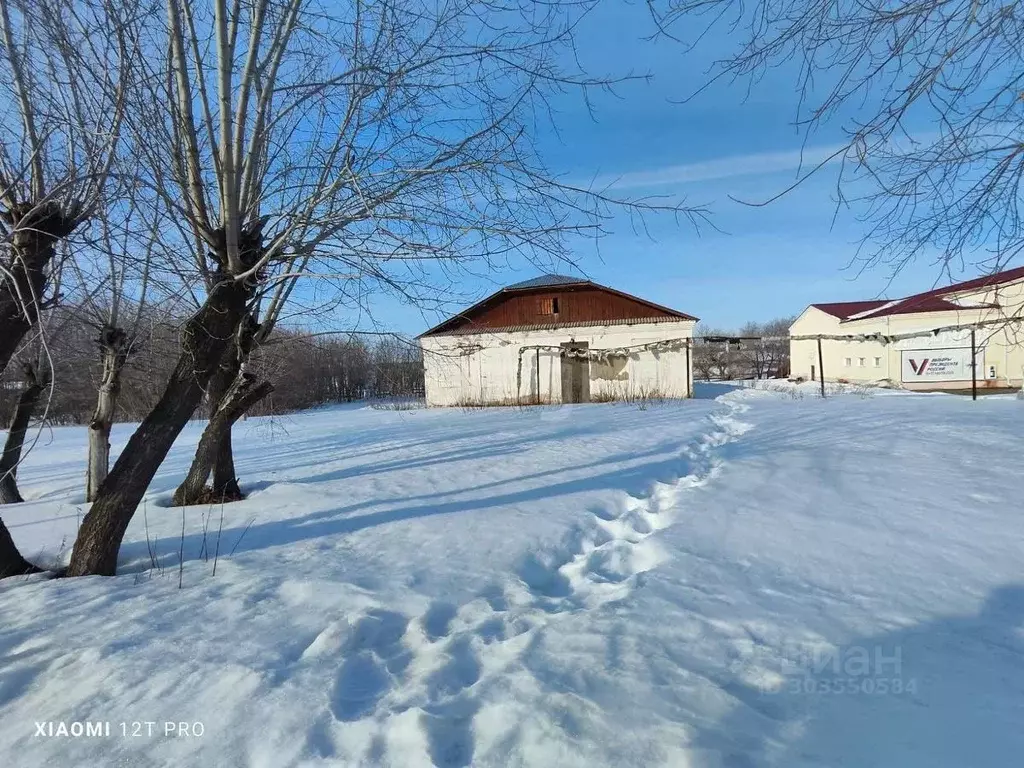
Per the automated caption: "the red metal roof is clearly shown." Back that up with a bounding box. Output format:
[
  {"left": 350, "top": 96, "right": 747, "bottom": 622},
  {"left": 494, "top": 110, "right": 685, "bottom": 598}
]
[
  {"left": 811, "top": 300, "right": 889, "bottom": 319},
  {"left": 917, "top": 264, "right": 1024, "bottom": 299},
  {"left": 815, "top": 266, "right": 1024, "bottom": 322},
  {"left": 852, "top": 296, "right": 970, "bottom": 319}
]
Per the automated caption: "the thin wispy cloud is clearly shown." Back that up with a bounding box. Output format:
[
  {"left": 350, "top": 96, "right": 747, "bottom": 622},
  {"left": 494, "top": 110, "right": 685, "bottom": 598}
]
[{"left": 590, "top": 143, "right": 851, "bottom": 191}]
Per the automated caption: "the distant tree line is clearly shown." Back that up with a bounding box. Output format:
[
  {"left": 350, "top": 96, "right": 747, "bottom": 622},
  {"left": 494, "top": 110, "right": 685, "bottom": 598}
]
[
  {"left": 693, "top": 318, "right": 793, "bottom": 381},
  {"left": 247, "top": 332, "right": 424, "bottom": 415},
  {"left": 0, "top": 310, "right": 423, "bottom": 427}
]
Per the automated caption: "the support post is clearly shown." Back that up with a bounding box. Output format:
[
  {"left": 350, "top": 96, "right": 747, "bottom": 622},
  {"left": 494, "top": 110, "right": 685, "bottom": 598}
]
[
  {"left": 515, "top": 348, "right": 523, "bottom": 405},
  {"left": 536, "top": 347, "right": 540, "bottom": 404},
  {"left": 685, "top": 339, "right": 692, "bottom": 398},
  {"left": 971, "top": 328, "right": 977, "bottom": 401},
  {"left": 817, "top": 337, "right": 825, "bottom": 398}
]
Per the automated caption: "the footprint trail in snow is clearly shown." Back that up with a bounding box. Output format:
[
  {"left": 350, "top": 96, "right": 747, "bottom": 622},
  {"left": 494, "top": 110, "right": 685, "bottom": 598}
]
[{"left": 303, "top": 394, "right": 753, "bottom": 766}]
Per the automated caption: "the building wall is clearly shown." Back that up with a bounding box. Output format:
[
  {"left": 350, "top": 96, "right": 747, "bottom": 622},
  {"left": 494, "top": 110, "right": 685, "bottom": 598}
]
[
  {"left": 790, "top": 281, "right": 1024, "bottom": 389},
  {"left": 420, "top": 320, "right": 696, "bottom": 406}
]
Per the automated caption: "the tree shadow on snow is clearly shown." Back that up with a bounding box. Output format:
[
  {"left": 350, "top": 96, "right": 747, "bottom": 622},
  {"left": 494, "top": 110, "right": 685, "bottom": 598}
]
[
  {"left": 286, "top": 417, "right": 630, "bottom": 487},
  {"left": 116, "top": 443, "right": 687, "bottom": 572},
  {"left": 689, "top": 584, "right": 1024, "bottom": 768}
]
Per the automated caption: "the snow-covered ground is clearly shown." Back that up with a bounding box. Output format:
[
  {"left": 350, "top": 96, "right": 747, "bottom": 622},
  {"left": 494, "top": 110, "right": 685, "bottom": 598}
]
[{"left": 2, "top": 383, "right": 1023, "bottom": 767}]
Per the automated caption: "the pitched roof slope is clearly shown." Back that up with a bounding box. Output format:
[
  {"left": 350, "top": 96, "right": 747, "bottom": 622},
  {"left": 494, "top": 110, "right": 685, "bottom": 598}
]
[
  {"left": 419, "top": 275, "right": 696, "bottom": 337},
  {"left": 849, "top": 295, "right": 980, "bottom": 321},
  {"left": 813, "top": 265, "right": 1024, "bottom": 323},
  {"left": 922, "top": 264, "right": 1024, "bottom": 298}
]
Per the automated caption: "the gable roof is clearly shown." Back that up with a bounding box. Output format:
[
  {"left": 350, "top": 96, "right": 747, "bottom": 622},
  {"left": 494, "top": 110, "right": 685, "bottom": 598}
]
[
  {"left": 419, "top": 274, "right": 697, "bottom": 337},
  {"left": 812, "top": 265, "right": 1024, "bottom": 323}
]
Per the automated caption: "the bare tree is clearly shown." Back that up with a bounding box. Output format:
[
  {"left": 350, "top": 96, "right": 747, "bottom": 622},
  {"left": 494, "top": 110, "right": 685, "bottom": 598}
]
[
  {"left": 259, "top": 332, "right": 372, "bottom": 407},
  {"left": 737, "top": 318, "right": 793, "bottom": 379},
  {"left": 67, "top": 201, "right": 164, "bottom": 501},
  {"left": 87, "top": 325, "right": 131, "bottom": 497},
  {"left": 172, "top": 308, "right": 271, "bottom": 505},
  {"left": 649, "top": 1, "right": 1024, "bottom": 280},
  {"left": 692, "top": 324, "right": 734, "bottom": 380},
  {"left": 173, "top": 264, "right": 327, "bottom": 506},
  {"left": 0, "top": 260, "right": 66, "bottom": 505},
  {"left": 172, "top": 356, "right": 273, "bottom": 506},
  {"left": 175, "top": 306, "right": 425, "bottom": 505},
  {"left": 65, "top": 0, "right": 701, "bottom": 577},
  {"left": 0, "top": 0, "right": 135, "bottom": 576},
  {"left": 370, "top": 336, "right": 424, "bottom": 399},
  {"left": 0, "top": 0, "right": 131, "bottom": 371},
  {"left": 0, "top": 300, "right": 192, "bottom": 425}
]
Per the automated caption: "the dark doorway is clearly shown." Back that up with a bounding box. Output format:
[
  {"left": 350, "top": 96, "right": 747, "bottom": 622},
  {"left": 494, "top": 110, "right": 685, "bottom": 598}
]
[{"left": 560, "top": 341, "right": 590, "bottom": 403}]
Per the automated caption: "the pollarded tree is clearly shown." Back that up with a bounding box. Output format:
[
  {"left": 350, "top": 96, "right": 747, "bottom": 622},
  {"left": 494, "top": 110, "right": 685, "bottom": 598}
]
[
  {"left": 177, "top": 275, "right": 439, "bottom": 504},
  {"left": 62, "top": 197, "right": 171, "bottom": 501},
  {"left": 171, "top": 266, "right": 314, "bottom": 506},
  {"left": 65, "top": 0, "right": 702, "bottom": 577},
  {"left": 0, "top": 0, "right": 137, "bottom": 576},
  {"left": 0, "top": 0, "right": 134, "bottom": 371}
]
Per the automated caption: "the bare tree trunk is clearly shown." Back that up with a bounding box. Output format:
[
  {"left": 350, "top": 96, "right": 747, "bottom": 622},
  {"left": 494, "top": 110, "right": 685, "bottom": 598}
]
[
  {"left": 0, "top": 206, "right": 69, "bottom": 576},
  {"left": 86, "top": 327, "right": 129, "bottom": 502},
  {"left": 0, "top": 361, "right": 47, "bottom": 578},
  {"left": 0, "top": 363, "right": 50, "bottom": 504},
  {"left": 0, "top": 203, "right": 78, "bottom": 375},
  {"left": 210, "top": 317, "right": 261, "bottom": 497},
  {"left": 176, "top": 311, "right": 259, "bottom": 503},
  {"left": 208, "top": 361, "right": 241, "bottom": 498},
  {"left": 211, "top": 420, "right": 239, "bottom": 497},
  {"left": 66, "top": 267, "right": 255, "bottom": 577},
  {"left": 173, "top": 372, "right": 273, "bottom": 506},
  {"left": 0, "top": 519, "right": 40, "bottom": 578}
]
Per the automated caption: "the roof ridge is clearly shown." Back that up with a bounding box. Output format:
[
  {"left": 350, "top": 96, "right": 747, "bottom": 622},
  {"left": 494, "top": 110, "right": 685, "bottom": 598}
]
[
  {"left": 503, "top": 273, "right": 590, "bottom": 291},
  {"left": 915, "top": 264, "right": 1024, "bottom": 299},
  {"left": 817, "top": 265, "right": 1024, "bottom": 321}
]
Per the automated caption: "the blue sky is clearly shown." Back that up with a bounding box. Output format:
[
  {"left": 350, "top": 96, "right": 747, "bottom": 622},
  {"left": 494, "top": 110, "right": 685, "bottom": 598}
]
[{"left": 363, "top": 3, "right": 957, "bottom": 336}]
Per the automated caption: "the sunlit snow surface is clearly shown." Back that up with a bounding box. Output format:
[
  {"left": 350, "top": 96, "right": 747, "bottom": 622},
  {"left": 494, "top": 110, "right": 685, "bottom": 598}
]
[{"left": 2, "top": 382, "right": 1023, "bottom": 767}]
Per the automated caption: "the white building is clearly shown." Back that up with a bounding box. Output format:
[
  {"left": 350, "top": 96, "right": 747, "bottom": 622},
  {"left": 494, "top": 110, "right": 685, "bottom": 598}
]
[
  {"left": 419, "top": 275, "right": 698, "bottom": 406},
  {"left": 790, "top": 266, "right": 1024, "bottom": 390}
]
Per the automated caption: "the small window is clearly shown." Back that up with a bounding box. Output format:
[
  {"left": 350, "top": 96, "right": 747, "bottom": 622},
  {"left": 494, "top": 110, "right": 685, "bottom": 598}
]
[
  {"left": 873, "top": 357, "right": 882, "bottom": 368},
  {"left": 857, "top": 357, "right": 865, "bottom": 367},
  {"left": 538, "top": 297, "right": 560, "bottom": 315},
  {"left": 843, "top": 357, "right": 851, "bottom": 367}
]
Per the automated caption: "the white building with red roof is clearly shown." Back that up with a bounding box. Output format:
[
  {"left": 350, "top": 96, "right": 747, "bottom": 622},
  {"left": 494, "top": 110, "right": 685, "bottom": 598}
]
[
  {"left": 419, "top": 275, "right": 698, "bottom": 406},
  {"left": 789, "top": 267, "right": 1024, "bottom": 390}
]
